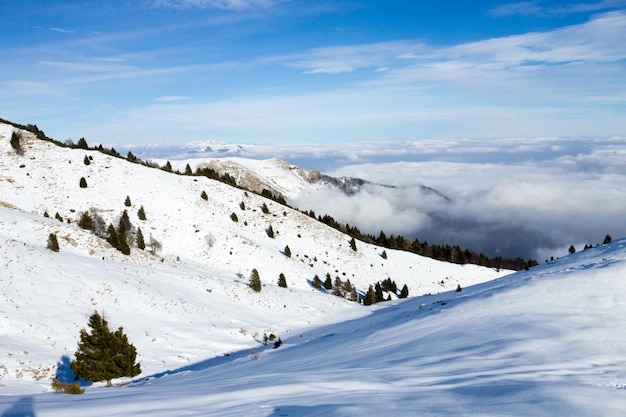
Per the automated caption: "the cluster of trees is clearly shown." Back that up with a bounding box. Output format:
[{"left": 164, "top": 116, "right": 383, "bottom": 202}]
[
  {"left": 75, "top": 197, "right": 154, "bottom": 256},
  {"left": 304, "top": 210, "right": 538, "bottom": 271},
  {"left": 311, "top": 273, "right": 409, "bottom": 306}
]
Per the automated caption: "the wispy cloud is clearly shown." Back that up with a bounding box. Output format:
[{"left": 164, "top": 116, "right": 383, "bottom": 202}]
[
  {"left": 152, "top": 0, "right": 286, "bottom": 10},
  {"left": 154, "top": 96, "right": 191, "bottom": 102},
  {"left": 489, "top": 0, "right": 626, "bottom": 17}
]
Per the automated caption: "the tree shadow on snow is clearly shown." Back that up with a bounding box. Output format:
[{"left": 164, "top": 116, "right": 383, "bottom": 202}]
[
  {"left": 54, "top": 355, "right": 92, "bottom": 387},
  {"left": 0, "top": 396, "right": 36, "bottom": 417}
]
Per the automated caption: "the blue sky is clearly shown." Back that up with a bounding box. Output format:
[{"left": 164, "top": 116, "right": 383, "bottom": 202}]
[{"left": 1, "top": 0, "right": 625, "bottom": 146}]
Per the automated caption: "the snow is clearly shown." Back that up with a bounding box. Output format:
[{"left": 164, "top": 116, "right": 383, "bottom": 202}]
[{"left": 1, "top": 122, "right": 626, "bottom": 415}]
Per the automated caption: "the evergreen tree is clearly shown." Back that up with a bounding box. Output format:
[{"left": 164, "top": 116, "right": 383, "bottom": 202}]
[
  {"left": 456, "top": 284, "right": 462, "bottom": 292},
  {"left": 78, "top": 211, "right": 93, "bottom": 230},
  {"left": 201, "top": 190, "right": 208, "bottom": 201},
  {"left": 249, "top": 268, "right": 262, "bottom": 292},
  {"left": 137, "top": 205, "right": 146, "bottom": 221},
  {"left": 399, "top": 284, "right": 409, "bottom": 299},
  {"left": 79, "top": 177, "right": 88, "bottom": 188},
  {"left": 136, "top": 227, "right": 145, "bottom": 250},
  {"left": 185, "top": 164, "right": 193, "bottom": 175},
  {"left": 283, "top": 245, "right": 291, "bottom": 258},
  {"left": 77, "top": 137, "right": 88, "bottom": 149},
  {"left": 363, "top": 285, "right": 376, "bottom": 306},
  {"left": 230, "top": 212, "right": 238, "bottom": 222},
  {"left": 568, "top": 245, "right": 576, "bottom": 254},
  {"left": 70, "top": 312, "right": 141, "bottom": 387},
  {"left": 10, "top": 131, "right": 23, "bottom": 155},
  {"left": 124, "top": 196, "right": 132, "bottom": 207},
  {"left": 349, "top": 237, "right": 357, "bottom": 252},
  {"left": 117, "top": 233, "right": 131, "bottom": 255},
  {"left": 604, "top": 234, "right": 612, "bottom": 244},
  {"left": 83, "top": 155, "right": 91, "bottom": 165},
  {"left": 240, "top": 201, "right": 246, "bottom": 210},
  {"left": 163, "top": 161, "right": 172, "bottom": 172},
  {"left": 374, "top": 282, "right": 384, "bottom": 302},
  {"left": 55, "top": 212, "right": 63, "bottom": 222},
  {"left": 278, "top": 273, "right": 287, "bottom": 288},
  {"left": 118, "top": 210, "right": 132, "bottom": 238},
  {"left": 381, "top": 250, "right": 387, "bottom": 259},
  {"left": 107, "top": 224, "right": 119, "bottom": 250},
  {"left": 261, "top": 203, "right": 269, "bottom": 214},
  {"left": 324, "top": 274, "right": 333, "bottom": 290},
  {"left": 48, "top": 233, "right": 59, "bottom": 252},
  {"left": 266, "top": 225, "right": 275, "bottom": 238},
  {"left": 312, "top": 275, "right": 321, "bottom": 290}
]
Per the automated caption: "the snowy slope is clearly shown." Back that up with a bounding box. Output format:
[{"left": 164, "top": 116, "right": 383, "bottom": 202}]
[{"left": 0, "top": 122, "right": 509, "bottom": 395}]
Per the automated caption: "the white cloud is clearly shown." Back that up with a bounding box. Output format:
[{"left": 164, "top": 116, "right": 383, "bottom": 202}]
[
  {"left": 152, "top": 0, "right": 284, "bottom": 10},
  {"left": 489, "top": 0, "right": 626, "bottom": 17}
]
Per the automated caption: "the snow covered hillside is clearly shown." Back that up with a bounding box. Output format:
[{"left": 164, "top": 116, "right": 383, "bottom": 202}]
[
  {"left": 1, "top": 122, "right": 626, "bottom": 415},
  {"left": 0, "top": 122, "right": 508, "bottom": 394}
]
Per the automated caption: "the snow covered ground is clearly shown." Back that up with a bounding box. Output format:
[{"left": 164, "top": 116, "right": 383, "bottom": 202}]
[{"left": 1, "top": 122, "right": 626, "bottom": 415}]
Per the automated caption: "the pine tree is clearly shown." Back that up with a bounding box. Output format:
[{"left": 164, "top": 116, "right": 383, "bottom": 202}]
[
  {"left": 124, "top": 196, "right": 132, "bottom": 207},
  {"left": 117, "top": 233, "right": 131, "bottom": 255},
  {"left": 399, "top": 284, "right": 409, "bottom": 299},
  {"left": 249, "top": 269, "right": 262, "bottom": 292},
  {"left": 363, "top": 285, "right": 376, "bottom": 306},
  {"left": 324, "top": 274, "right": 333, "bottom": 290},
  {"left": 604, "top": 234, "right": 612, "bottom": 244},
  {"left": 10, "top": 131, "right": 23, "bottom": 155},
  {"left": 48, "top": 233, "right": 59, "bottom": 252},
  {"left": 70, "top": 312, "right": 141, "bottom": 387},
  {"left": 261, "top": 203, "right": 269, "bottom": 214},
  {"left": 201, "top": 190, "right": 208, "bottom": 201},
  {"left": 78, "top": 211, "right": 93, "bottom": 230},
  {"left": 381, "top": 250, "right": 387, "bottom": 259},
  {"left": 283, "top": 245, "right": 291, "bottom": 258},
  {"left": 569, "top": 245, "right": 576, "bottom": 254},
  {"left": 312, "top": 275, "right": 321, "bottom": 290},
  {"left": 83, "top": 155, "right": 91, "bottom": 165},
  {"left": 136, "top": 227, "right": 145, "bottom": 250},
  {"left": 79, "top": 177, "right": 88, "bottom": 188},
  {"left": 278, "top": 273, "right": 287, "bottom": 288},
  {"left": 266, "top": 225, "right": 275, "bottom": 238},
  {"left": 185, "top": 164, "right": 193, "bottom": 175},
  {"left": 240, "top": 201, "right": 246, "bottom": 210},
  {"left": 163, "top": 161, "right": 172, "bottom": 172},
  {"left": 107, "top": 224, "right": 119, "bottom": 250},
  {"left": 77, "top": 137, "right": 88, "bottom": 149},
  {"left": 350, "top": 237, "right": 357, "bottom": 252},
  {"left": 137, "top": 205, "right": 146, "bottom": 221}
]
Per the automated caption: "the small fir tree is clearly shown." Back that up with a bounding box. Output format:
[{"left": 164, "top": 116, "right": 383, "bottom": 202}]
[
  {"left": 185, "top": 164, "right": 193, "bottom": 175},
  {"left": 48, "top": 233, "right": 59, "bottom": 252},
  {"left": 201, "top": 190, "right": 208, "bottom": 201},
  {"left": 70, "top": 312, "right": 141, "bottom": 387},
  {"left": 83, "top": 155, "right": 91, "bottom": 165},
  {"left": 136, "top": 227, "right": 145, "bottom": 250},
  {"left": 266, "top": 225, "right": 275, "bottom": 238},
  {"left": 604, "top": 234, "right": 612, "bottom": 244},
  {"left": 240, "top": 201, "right": 246, "bottom": 210},
  {"left": 117, "top": 233, "right": 131, "bottom": 255},
  {"left": 568, "top": 245, "right": 576, "bottom": 254},
  {"left": 107, "top": 224, "right": 119, "bottom": 250},
  {"left": 55, "top": 213, "right": 63, "bottom": 222},
  {"left": 399, "top": 284, "right": 409, "bottom": 299},
  {"left": 283, "top": 245, "right": 291, "bottom": 257},
  {"left": 324, "top": 275, "right": 332, "bottom": 290},
  {"left": 249, "top": 268, "right": 262, "bottom": 292},
  {"left": 10, "top": 131, "right": 23, "bottom": 155},
  {"left": 137, "top": 205, "right": 146, "bottom": 221},
  {"left": 363, "top": 285, "right": 376, "bottom": 306},
  {"left": 230, "top": 212, "right": 238, "bottom": 222},
  {"left": 350, "top": 237, "right": 357, "bottom": 252},
  {"left": 124, "top": 196, "right": 132, "bottom": 207},
  {"left": 79, "top": 177, "right": 88, "bottom": 188},
  {"left": 78, "top": 211, "right": 93, "bottom": 230},
  {"left": 381, "top": 250, "right": 387, "bottom": 259},
  {"left": 261, "top": 203, "right": 269, "bottom": 214},
  {"left": 163, "top": 161, "right": 172, "bottom": 172},
  {"left": 312, "top": 275, "right": 322, "bottom": 290},
  {"left": 77, "top": 137, "right": 89, "bottom": 149},
  {"left": 278, "top": 273, "right": 287, "bottom": 288}
]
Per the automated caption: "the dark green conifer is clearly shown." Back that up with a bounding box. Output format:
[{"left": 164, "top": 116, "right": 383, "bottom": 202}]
[
  {"left": 136, "top": 227, "right": 145, "bottom": 250},
  {"left": 399, "top": 284, "right": 409, "bottom": 299},
  {"left": 324, "top": 274, "right": 332, "bottom": 290},
  {"left": 107, "top": 224, "right": 119, "bottom": 249},
  {"left": 70, "top": 312, "right": 141, "bottom": 387},
  {"left": 201, "top": 190, "right": 208, "bottom": 201},
  {"left": 137, "top": 205, "right": 146, "bottom": 221},
  {"left": 312, "top": 275, "right": 321, "bottom": 290},
  {"left": 124, "top": 196, "right": 132, "bottom": 207},
  {"left": 48, "top": 233, "right": 59, "bottom": 252},
  {"left": 78, "top": 211, "right": 93, "bottom": 230},
  {"left": 278, "top": 273, "right": 287, "bottom": 288},
  {"left": 249, "top": 268, "right": 262, "bottom": 292},
  {"left": 283, "top": 245, "right": 291, "bottom": 257},
  {"left": 79, "top": 177, "right": 88, "bottom": 188}
]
